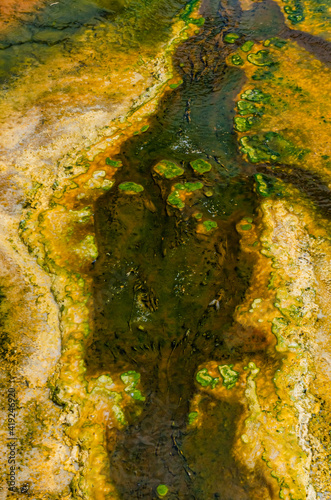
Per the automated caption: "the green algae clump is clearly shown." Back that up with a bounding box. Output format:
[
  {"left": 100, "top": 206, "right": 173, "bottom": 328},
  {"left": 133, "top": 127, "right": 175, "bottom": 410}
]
[
  {"left": 119, "top": 182, "right": 144, "bottom": 193},
  {"left": 121, "top": 371, "right": 140, "bottom": 386},
  {"left": 157, "top": 484, "right": 169, "bottom": 497},
  {"left": 168, "top": 182, "right": 203, "bottom": 208},
  {"left": 240, "top": 132, "right": 305, "bottom": 164},
  {"left": 175, "top": 182, "right": 203, "bottom": 192},
  {"left": 254, "top": 173, "right": 270, "bottom": 197},
  {"left": 240, "top": 135, "right": 277, "bottom": 163},
  {"left": 188, "top": 411, "right": 199, "bottom": 425},
  {"left": 193, "top": 212, "right": 203, "bottom": 220},
  {"left": 247, "top": 50, "right": 274, "bottom": 67},
  {"left": 121, "top": 370, "right": 145, "bottom": 401},
  {"left": 196, "top": 368, "right": 219, "bottom": 388},
  {"left": 264, "top": 37, "right": 287, "bottom": 49},
  {"left": 203, "top": 220, "right": 218, "bottom": 231},
  {"left": 75, "top": 234, "right": 98, "bottom": 260},
  {"left": 234, "top": 116, "right": 258, "bottom": 132},
  {"left": 218, "top": 364, "right": 239, "bottom": 389},
  {"left": 224, "top": 33, "right": 240, "bottom": 43},
  {"left": 283, "top": 3, "right": 304, "bottom": 24},
  {"left": 190, "top": 159, "right": 212, "bottom": 174},
  {"left": 237, "top": 100, "right": 264, "bottom": 116},
  {"left": 241, "top": 40, "right": 254, "bottom": 52},
  {"left": 167, "top": 191, "right": 185, "bottom": 209},
  {"left": 105, "top": 158, "right": 123, "bottom": 167},
  {"left": 169, "top": 80, "right": 183, "bottom": 89},
  {"left": 232, "top": 54, "right": 244, "bottom": 66},
  {"left": 241, "top": 89, "right": 270, "bottom": 103},
  {"left": 154, "top": 160, "right": 184, "bottom": 179}
]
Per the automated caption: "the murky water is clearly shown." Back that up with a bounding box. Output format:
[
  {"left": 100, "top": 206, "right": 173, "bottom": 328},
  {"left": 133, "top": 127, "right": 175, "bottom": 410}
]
[{"left": 86, "top": 0, "right": 277, "bottom": 497}]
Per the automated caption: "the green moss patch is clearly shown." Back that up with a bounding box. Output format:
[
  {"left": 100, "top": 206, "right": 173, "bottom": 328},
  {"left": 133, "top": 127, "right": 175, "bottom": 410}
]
[{"left": 154, "top": 160, "right": 184, "bottom": 179}]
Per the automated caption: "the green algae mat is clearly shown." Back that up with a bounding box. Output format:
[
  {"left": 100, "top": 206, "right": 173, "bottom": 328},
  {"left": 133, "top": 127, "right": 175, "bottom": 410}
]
[{"left": 0, "top": 0, "right": 331, "bottom": 498}]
